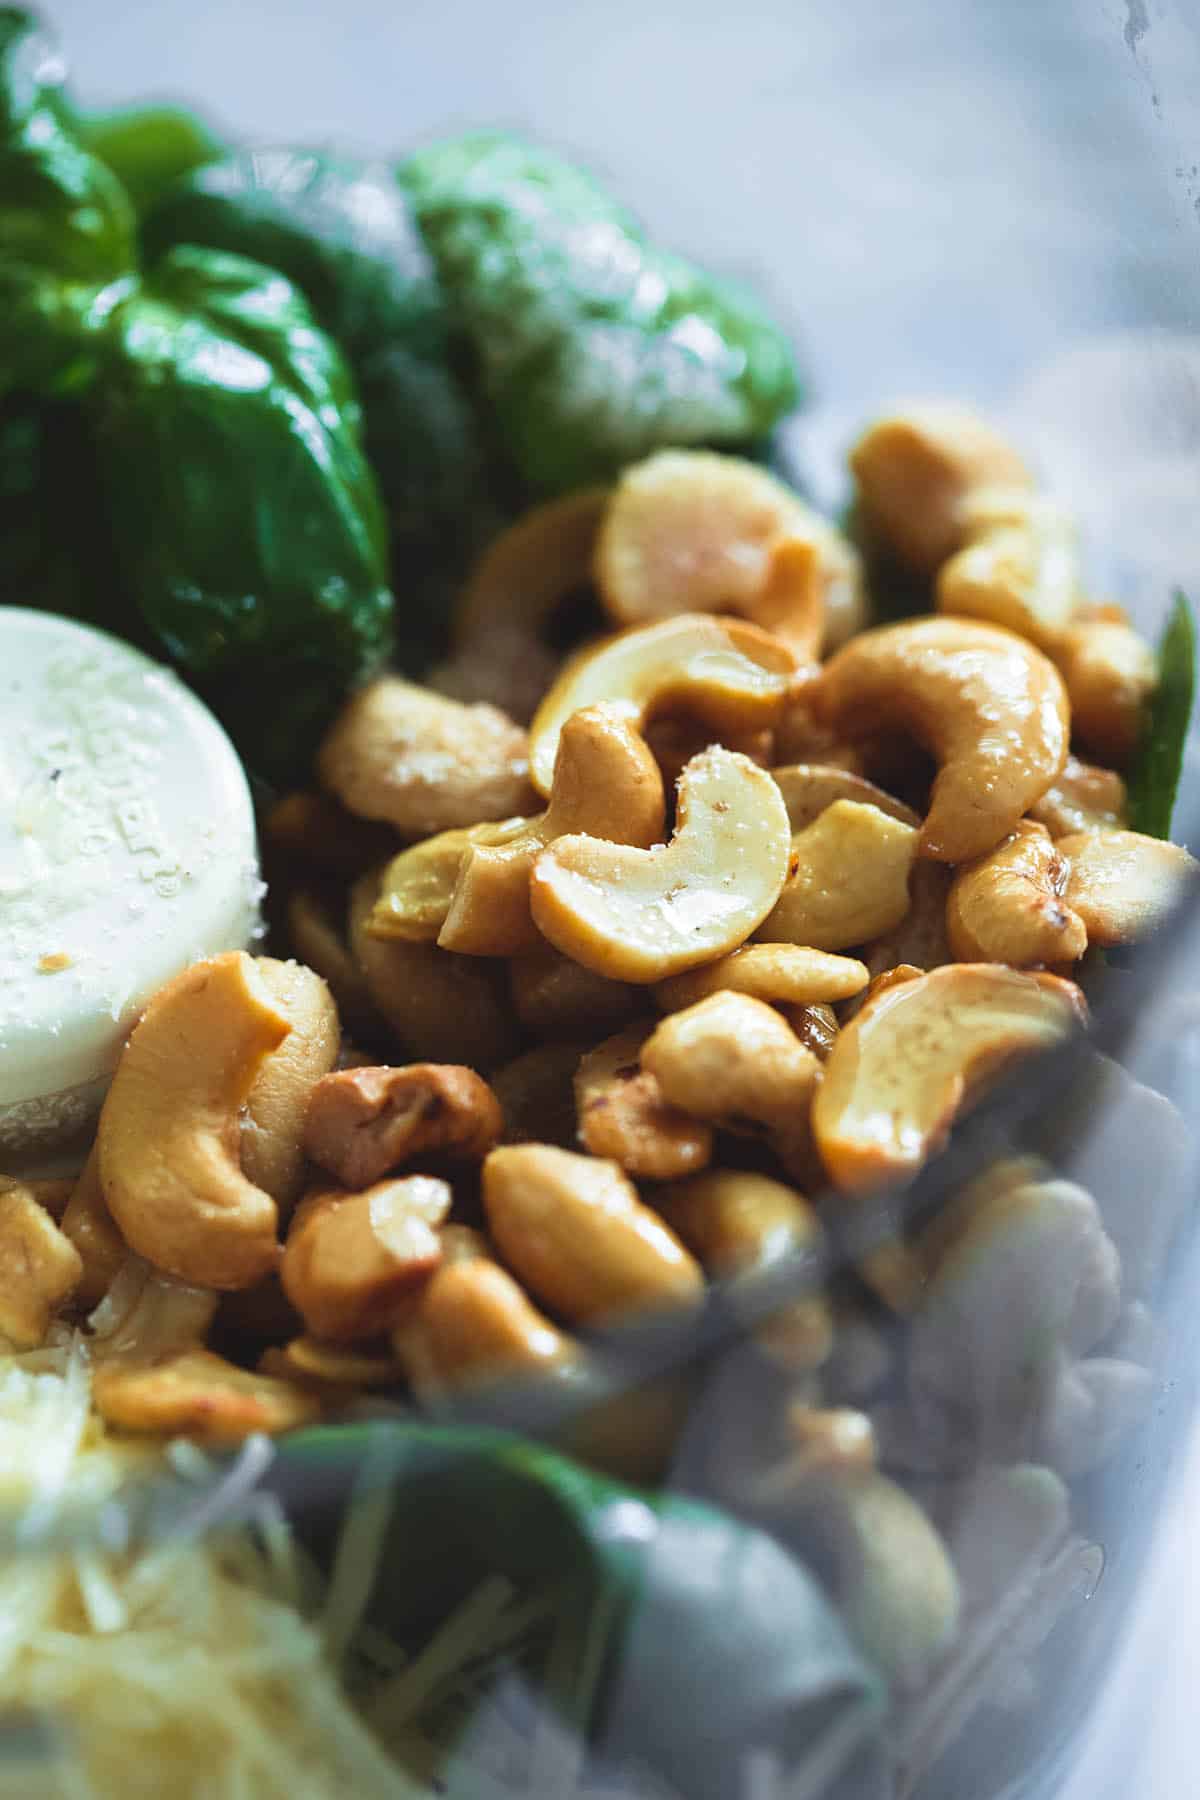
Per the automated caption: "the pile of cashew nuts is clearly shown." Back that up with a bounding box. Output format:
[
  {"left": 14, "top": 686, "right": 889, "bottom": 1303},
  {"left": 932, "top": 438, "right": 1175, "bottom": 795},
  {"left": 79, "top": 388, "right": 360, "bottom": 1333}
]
[{"left": 4, "top": 403, "right": 1197, "bottom": 1736}]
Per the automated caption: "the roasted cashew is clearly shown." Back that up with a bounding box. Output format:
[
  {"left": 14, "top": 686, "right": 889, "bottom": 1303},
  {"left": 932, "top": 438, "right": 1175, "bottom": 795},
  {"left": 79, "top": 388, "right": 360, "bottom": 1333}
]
[
  {"left": 813, "top": 963, "right": 1087, "bottom": 1191},
  {"left": 88, "top": 1258, "right": 218, "bottom": 1359},
  {"left": 1059, "top": 828, "right": 1199, "bottom": 945},
  {"left": 1054, "top": 616, "right": 1157, "bottom": 762},
  {"left": 937, "top": 492, "right": 1080, "bottom": 651},
  {"left": 641, "top": 992, "right": 821, "bottom": 1142},
  {"left": 509, "top": 944, "right": 640, "bottom": 1040},
  {"left": 0, "top": 1181, "right": 82, "bottom": 1347},
  {"left": 654, "top": 942, "right": 868, "bottom": 1012},
  {"left": 781, "top": 1001, "right": 840, "bottom": 1062},
  {"left": 1029, "top": 754, "right": 1127, "bottom": 839},
  {"left": 813, "top": 618, "right": 1070, "bottom": 861},
  {"left": 849, "top": 404, "right": 1033, "bottom": 574},
  {"left": 281, "top": 1176, "right": 452, "bottom": 1342},
  {"left": 593, "top": 448, "right": 861, "bottom": 659},
  {"left": 490, "top": 1043, "right": 588, "bottom": 1148},
  {"left": 367, "top": 820, "right": 527, "bottom": 942},
  {"left": 394, "top": 1256, "right": 577, "bottom": 1399},
  {"left": 262, "top": 1335, "right": 407, "bottom": 1391},
  {"left": 61, "top": 1146, "right": 128, "bottom": 1310},
  {"left": 946, "top": 821, "right": 1087, "bottom": 966},
  {"left": 349, "top": 872, "right": 517, "bottom": 1070},
  {"left": 859, "top": 861, "right": 954, "bottom": 983},
  {"left": 527, "top": 613, "right": 798, "bottom": 797},
  {"left": 531, "top": 747, "right": 791, "bottom": 982},
  {"left": 98, "top": 953, "right": 291, "bottom": 1291},
  {"left": 302, "top": 1063, "right": 503, "bottom": 1189},
  {"left": 575, "top": 1026, "right": 713, "bottom": 1181},
  {"left": 757, "top": 799, "right": 919, "bottom": 951},
  {"left": 771, "top": 763, "right": 921, "bottom": 833},
  {"left": 240, "top": 959, "right": 340, "bottom": 1213},
  {"left": 285, "top": 889, "right": 380, "bottom": 1039},
  {"left": 93, "top": 1348, "right": 319, "bottom": 1441},
  {"left": 483, "top": 1144, "right": 704, "bottom": 1325},
  {"left": 318, "top": 676, "right": 535, "bottom": 835}
]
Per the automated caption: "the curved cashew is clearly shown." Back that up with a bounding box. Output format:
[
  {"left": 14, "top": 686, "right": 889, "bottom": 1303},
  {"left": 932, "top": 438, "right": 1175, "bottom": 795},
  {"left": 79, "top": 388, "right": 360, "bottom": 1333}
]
[
  {"left": 367, "top": 819, "right": 528, "bottom": 943},
  {"left": 94, "top": 1348, "right": 319, "bottom": 1441},
  {"left": 61, "top": 1146, "right": 128, "bottom": 1310},
  {"left": 771, "top": 763, "right": 920, "bottom": 833},
  {"left": 318, "top": 676, "right": 534, "bottom": 835},
  {"left": 641, "top": 992, "right": 821, "bottom": 1140},
  {"left": 281, "top": 1176, "right": 452, "bottom": 1342},
  {"left": 575, "top": 1025, "right": 713, "bottom": 1181},
  {"left": 531, "top": 747, "right": 791, "bottom": 982},
  {"left": 1029, "top": 754, "right": 1127, "bottom": 839},
  {"left": 654, "top": 942, "right": 868, "bottom": 1012},
  {"left": 527, "top": 613, "right": 798, "bottom": 797},
  {"left": 98, "top": 953, "right": 291, "bottom": 1291},
  {"left": 483, "top": 1144, "right": 704, "bottom": 1325},
  {"left": 302, "top": 1064, "right": 503, "bottom": 1189},
  {"left": 1054, "top": 616, "right": 1157, "bottom": 763},
  {"left": 593, "top": 448, "right": 860, "bottom": 659},
  {"left": 509, "top": 944, "right": 640, "bottom": 1040},
  {"left": 813, "top": 963, "right": 1087, "bottom": 1191},
  {"left": 813, "top": 618, "right": 1070, "bottom": 861},
  {"left": 937, "top": 491, "right": 1080, "bottom": 650},
  {"left": 849, "top": 404, "right": 1033, "bottom": 574},
  {"left": 490, "top": 1043, "right": 588, "bottom": 1148},
  {"left": 946, "top": 821, "right": 1087, "bottom": 965},
  {"left": 285, "top": 889, "right": 380, "bottom": 1040},
  {"left": 0, "top": 1182, "right": 82, "bottom": 1347},
  {"left": 757, "top": 799, "right": 918, "bottom": 951},
  {"left": 1059, "top": 828, "right": 1199, "bottom": 945},
  {"left": 349, "top": 872, "right": 517, "bottom": 1070},
  {"left": 439, "top": 706, "right": 666, "bottom": 956},
  {"left": 240, "top": 960, "right": 340, "bottom": 1212}
]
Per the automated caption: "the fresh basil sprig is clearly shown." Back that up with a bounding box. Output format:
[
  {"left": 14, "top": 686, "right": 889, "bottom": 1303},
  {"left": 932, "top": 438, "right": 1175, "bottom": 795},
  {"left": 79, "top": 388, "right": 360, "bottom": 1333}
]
[{"left": 1126, "top": 590, "right": 1196, "bottom": 840}]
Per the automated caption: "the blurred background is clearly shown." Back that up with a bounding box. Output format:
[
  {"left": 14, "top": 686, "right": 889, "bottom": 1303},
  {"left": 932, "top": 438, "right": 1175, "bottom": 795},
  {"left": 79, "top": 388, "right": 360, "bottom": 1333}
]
[{"left": 43, "top": 1, "right": 1200, "bottom": 1793}]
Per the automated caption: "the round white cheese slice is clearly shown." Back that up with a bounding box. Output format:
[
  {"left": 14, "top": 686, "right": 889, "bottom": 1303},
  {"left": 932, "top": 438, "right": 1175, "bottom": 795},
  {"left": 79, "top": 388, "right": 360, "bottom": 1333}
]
[{"left": 0, "top": 609, "right": 262, "bottom": 1157}]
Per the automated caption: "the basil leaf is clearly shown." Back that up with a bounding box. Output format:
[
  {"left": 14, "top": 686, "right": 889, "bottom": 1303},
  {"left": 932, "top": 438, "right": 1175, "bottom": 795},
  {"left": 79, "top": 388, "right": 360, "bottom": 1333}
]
[
  {"left": 1126, "top": 590, "right": 1196, "bottom": 840},
  {"left": 81, "top": 104, "right": 223, "bottom": 215}
]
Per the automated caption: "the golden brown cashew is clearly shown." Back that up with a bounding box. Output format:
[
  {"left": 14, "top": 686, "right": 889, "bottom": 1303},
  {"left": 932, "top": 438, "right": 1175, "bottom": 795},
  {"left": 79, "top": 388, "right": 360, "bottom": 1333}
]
[
  {"left": 509, "top": 945, "right": 640, "bottom": 1040},
  {"left": 947, "top": 821, "right": 1087, "bottom": 966},
  {"left": 99, "top": 953, "right": 291, "bottom": 1291},
  {"left": 1059, "top": 829, "right": 1200, "bottom": 945},
  {"left": 849, "top": 404, "right": 1033, "bottom": 574},
  {"left": 936, "top": 491, "right": 1081, "bottom": 651},
  {"left": 575, "top": 1026, "right": 714, "bottom": 1181},
  {"left": 240, "top": 959, "right": 340, "bottom": 1212},
  {"left": 483, "top": 1144, "right": 704, "bottom": 1325},
  {"left": 281, "top": 1176, "right": 452, "bottom": 1342},
  {"left": 593, "top": 449, "right": 861, "bottom": 659},
  {"left": 0, "top": 1182, "right": 82, "bottom": 1347},
  {"left": 813, "top": 963, "right": 1087, "bottom": 1191},
  {"left": 94, "top": 1349, "right": 319, "bottom": 1441},
  {"left": 813, "top": 618, "right": 1070, "bottom": 861},
  {"left": 318, "top": 676, "right": 535, "bottom": 835},
  {"left": 783, "top": 1002, "right": 840, "bottom": 1062},
  {"left": 302, "top": 1064, "right": 503, "bottom": 1189},
  {"left": 527, "top": 613, "right": 798, "bottom": 797},
  {"left": 1054, "top": 617, "right": 1157, "bottom": 763},
  {"left": 261, "top": 1335, "right": 407, "bottom": 1391},
  {"left": 1029, "top": 755, "right": 1127, "bottom": 839},
  {"left": 349, "top": 872, "right": 517, "bottom": 1070},
  {"left": 757, "top": 799, "right": 919, "bottom": 951},
  {"left": 367, "top": 819, "right": 528, "bottom": 943},
  {"left": 771, "top": 764, "right": 921, "bottom": 833},
  {"left": 531, "top": 747, "right": 791, "bottom": 982},
  {"left": 394, "top": 1258, "right": 578, "bottom": 1399},
  {"left": 61, "top": 1146, "right": 128, "bottom": 1310},
  {"left": 641, "top": 992, "right": 821, "bottom": 1145},
  {"left": 859, "top": 862, "right": 954, "bottom": 983},
  {"left": 654, "top": 942, "right": 869, "bottom": 1012}
]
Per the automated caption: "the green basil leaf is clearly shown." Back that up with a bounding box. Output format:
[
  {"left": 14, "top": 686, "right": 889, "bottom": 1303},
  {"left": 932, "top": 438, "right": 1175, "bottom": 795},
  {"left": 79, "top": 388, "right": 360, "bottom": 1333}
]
[
  {"left": 1126, "top": 590, "right": 1196, "bottom": 839},
  {"left": 80, "top": 104, "right": 224, "bottom": 215}
]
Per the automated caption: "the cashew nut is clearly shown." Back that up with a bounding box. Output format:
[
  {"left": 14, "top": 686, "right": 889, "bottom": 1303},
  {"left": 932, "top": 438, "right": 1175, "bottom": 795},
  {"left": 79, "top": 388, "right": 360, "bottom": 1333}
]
[
  {"left": 88, "top": 1258, "right": 218, "bottom": 1359},
  {"left": 860, "top": 861, "right": 954, "bottom": 982},
  {"left": 349, "top": 872, "right": 517, "bottom": 1070},
  {"left": 1054, "top": 615, "right": 1158, "bottom": 763},
  {"left": 318, "top": 676, "right": 534, "bottom": 835},
  {"left": 99, "top": 953, "right": 291, "bottom": 1291},
  {"left": 642, "top": 713, "right": 774, "bottom": 788},
  {"left": 575, "top": 1026, "right": 713, "bottom": 1181},
  {"left": 1029, "top": 754, "right": 1127, "bottom": 840},
  {"left": 490, "top": 1043, "right": 588, "bottom": 1148},
  {"left": 781, "top": 1001, "right": 840, "bottom": 1062},
  {"left": 1059, "top": 828, "right": 1199, "bottom": 945},
  {"left": 394, "top": 1256, "right": 577, "bottom": 1399},
  {"left": 263, "top": 789, "right": 397, "bottom": 875},
  {"left": 813, "top": 618, "right": 1070, "bottom": 861},
  {"left": 240, "top": 959, "right": 340, "bottom": 1213},
  {"left": 654, "top": 942, "right": 868, "bottom": 1012},
  {"left": 946, "top": 821, "right": 1087, "bottom": 966},
  {"left": 757, "top": 799, "right": 919, "bottom": 951},
  {"left": 367, "top": 820, "right": 528, "bottom": 943},
  {"left": 509, "top": 944, "right": 640, "bottom": 1040},
  {"left": 93, "top": 1348, "right": 320, "bottom": 1441},
  {"left": 531, "top": 746, "right": 791, "bottom": 982},
  {"left": 593, "top": 448, "right": 860, "bottom": 659},
  {"left": 0, "top": 1181, "right": 82, "bottom": 1347},
  {"left": 483, "top": 1144, "right": 704, "bottom": 1325},
  {"left": 302, "top": 1064, "right": 503, "bottom": 1189},
  {"left": 937, "top": 492, "right": 1080, "bottom": 651},
  {"left": 61, "top": 1146, "right": 128, "bottom": 1310},
  {"left": 771, "top": 763, "right": 921, "bottom": 833},
  {"left": 849, "top": 404, "right": 1033, "bottom": 574},
  {"left": 527, "top": 613, "right": 798, "bottom": 797},
  {"left": 813, "top": 963, "right": 1087, "bottom": 1190},
  {"left": 285, "top": 889, "right": 380, "bottom": 1040},
  {"left": 261, "top": 1335, "right": 407, "bottom": 1390},
  {"left": 641, "top": 992, "right": 821, "bottom": 1145},
  {"left": 281, "top": 1176, "right": 452, "bottom": 1342}
]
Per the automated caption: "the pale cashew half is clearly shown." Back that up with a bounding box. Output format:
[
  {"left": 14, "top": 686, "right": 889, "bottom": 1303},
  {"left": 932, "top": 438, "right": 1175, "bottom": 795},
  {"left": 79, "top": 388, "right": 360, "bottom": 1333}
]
[
  {"left": 654, "top": 942, "right": 868, "bottom": 1012},
  {"left": 641, "top": 992, "right": 821, "bottom": 1144},
  {"left": 483, "top": 1144, "right": 704, "bottom": 1325},
  {"left": 771, "top": 763, "right": 921, "bottom": 833},
  {"left": 281, "top": 1176, "right": 452, "bottom": 1342},
  {"left": 367, "top": 820, "right": 528, "bottom": 943},
  {"left": 318, "top": 676, "right": 535, "bottom": 835},
  {"left": 99, "top": 953, "right": 291, "bottom": 1291},
  {"left": 1029, "top": 754, "right": 1127, "bottom": 839},
  {"left": 813, "top": 964, "right": 1087, "bottom": 1191},
  {"left": 0, "top": 1182, "right": 82, "bottom": 1347},
  {"left": 593, "top": 448, "right": 861, "bottom": 659},
  {"left": 757, "top": 799, "right": 919, "bottom": 951},
  {"left": 937, "top": 492, "right": 1080, "bottom": 651},
  {"left": 240, "top": 959, "right": 340, "bottom": 1213},
  {"left": 531, "top": 747, "right": 791, "bottom": 982},
  {"left": 61, "top": 1146, "right": 128, "bottom": 1310},
  {"left": 946, "top": 821, "right": 1087, "bottom": 966},
  {"left": 849, "top": 404, "right": 1033, "bottom": 574},
  {"left": 575, "top": 1026, "right": 713, "bottom": 1181},
  {"left": 303, "top": 1063, "right": 502, "bottom": 1189},
  {"left": 1054, "top": 617, "right": 1157, "bottom": 763},
  {"left": 813, "top": 618, "right": 1070, "bottom": 861},
  {"left": 509, "top": 945, "right": 640, "bottom": 1040},
  {"left": 527, "top": 613, "right": 798, "bottom": 797},
  {"left": 1059, "top": 828, "right": 1199, "bottom": 944}
]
